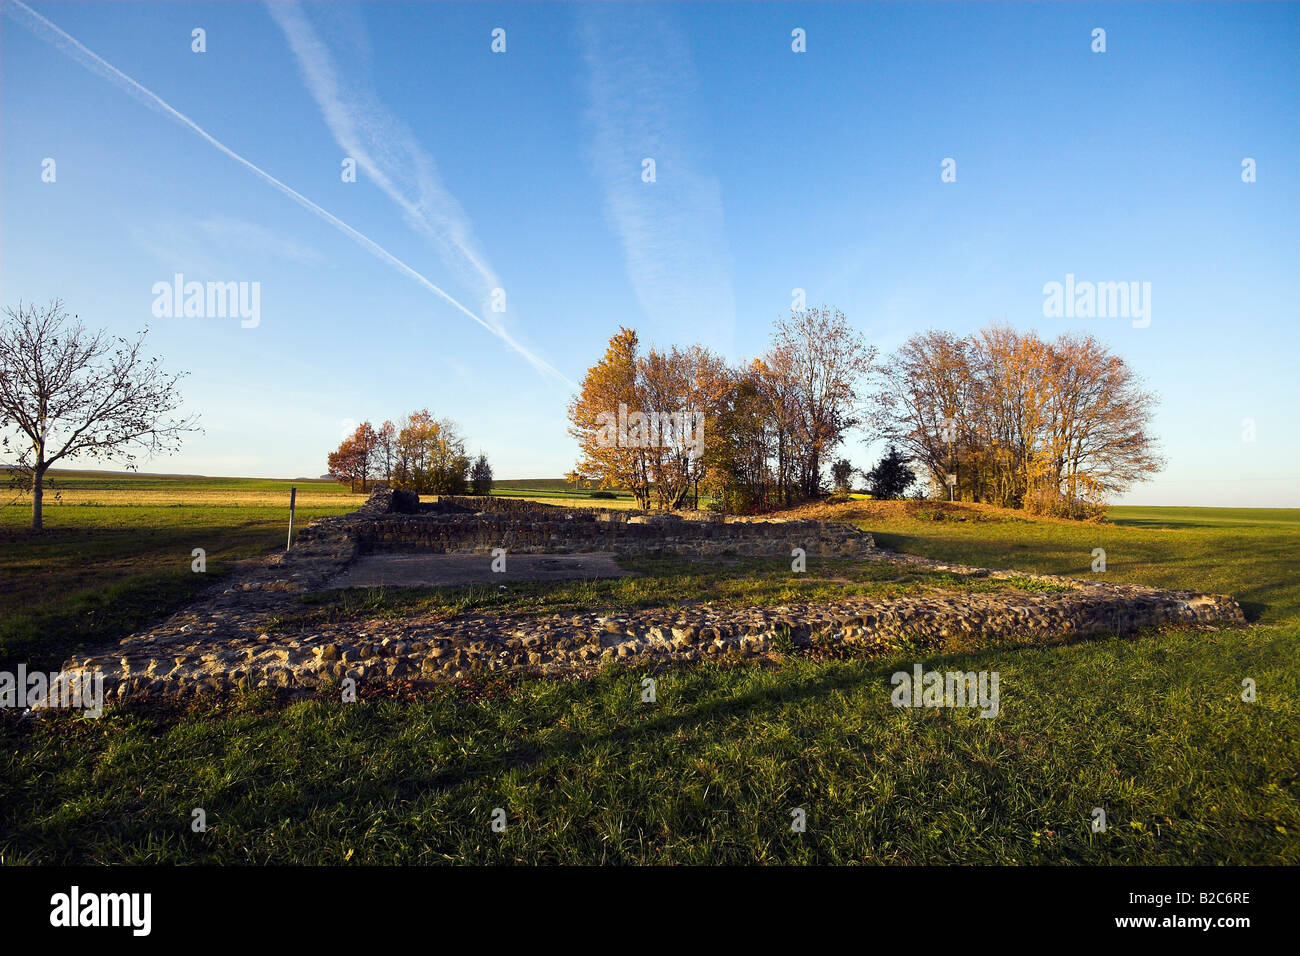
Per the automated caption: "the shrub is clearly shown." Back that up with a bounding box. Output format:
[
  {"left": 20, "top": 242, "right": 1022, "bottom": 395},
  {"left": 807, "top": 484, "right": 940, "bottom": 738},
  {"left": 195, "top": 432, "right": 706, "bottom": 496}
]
[{"left": 1023, "top": 486, "right": 1107, "bottom": 521}]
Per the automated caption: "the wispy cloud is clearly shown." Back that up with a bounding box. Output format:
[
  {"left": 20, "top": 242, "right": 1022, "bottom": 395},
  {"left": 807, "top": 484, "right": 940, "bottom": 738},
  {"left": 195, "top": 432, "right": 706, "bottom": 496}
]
[
  {"left": 579, "top": 7, "right": 736, "bottom": 352},
  {"left": 199, "top": 217, "right": 324, "bottom": 266},
  {"left": 266, "top": 2, "right": 499, "bottom": 299},
  {"left": 135, "top": 217, "right": 323, "bottom": 275},
  {"left": 5, "top": 0, "right": 572, "bottom": 387}
]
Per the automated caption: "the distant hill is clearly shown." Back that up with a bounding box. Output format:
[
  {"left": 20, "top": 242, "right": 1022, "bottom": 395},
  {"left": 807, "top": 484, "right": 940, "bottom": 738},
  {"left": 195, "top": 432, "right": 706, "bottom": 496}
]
[
  {"left": 0, "top": 468, "right": 634, "bottom": 504},
  {"left": 493, "top": 478, "right": 634, "bottom": 502},
  {"left": 496, "top": 478, "right": 585, "bottom": 491}
]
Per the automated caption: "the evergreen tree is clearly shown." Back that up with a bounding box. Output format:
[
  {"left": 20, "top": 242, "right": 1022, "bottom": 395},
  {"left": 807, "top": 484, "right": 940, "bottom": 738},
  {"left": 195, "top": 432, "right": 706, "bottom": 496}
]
[
  {"left": 470, "top": 453, "right": 494, "bottom": 496},
  {"left": 830, "top": 458, "right": 856, "bottom": 495},
  {"left": 865, "top": 445, "right": 916, "bottom": 500}
]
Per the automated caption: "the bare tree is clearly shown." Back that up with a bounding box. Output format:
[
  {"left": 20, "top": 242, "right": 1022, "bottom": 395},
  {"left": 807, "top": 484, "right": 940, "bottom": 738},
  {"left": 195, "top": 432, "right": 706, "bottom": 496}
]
[
  {"left": 0, "top": 300, "right": 198, "bottom": 530},
  {"left": 873, "top": 329, "right": 976, "bottom": 497},
  {"left": 770, "top": 307, "right": 877, "bottom": 498},
  {"left": 375, "top": 420, "right": 397, "bottom": 484}
]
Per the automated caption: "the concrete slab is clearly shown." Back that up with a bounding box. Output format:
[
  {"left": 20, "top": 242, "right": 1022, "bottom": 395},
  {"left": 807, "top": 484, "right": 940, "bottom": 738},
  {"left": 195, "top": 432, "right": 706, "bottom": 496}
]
[{"left": 327, "top": 552, "right": 632, "bottom": 589}]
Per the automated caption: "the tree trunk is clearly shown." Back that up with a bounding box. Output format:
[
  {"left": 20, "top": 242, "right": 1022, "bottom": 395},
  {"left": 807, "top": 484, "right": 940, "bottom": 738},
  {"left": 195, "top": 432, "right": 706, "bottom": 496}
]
[{"left": 31, "top": 462, "right": 46, "bottom": 531}]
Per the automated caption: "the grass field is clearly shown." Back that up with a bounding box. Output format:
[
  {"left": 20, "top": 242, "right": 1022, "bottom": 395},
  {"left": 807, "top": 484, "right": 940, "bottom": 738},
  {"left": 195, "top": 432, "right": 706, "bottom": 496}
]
[
  {"left": 1, "top": 471, "right": 1297, "bottom": 864},
  {"left": 0, "top": 473, "right": 356, "bottom": 673},
  {"left": 491, "top": 477, "right": 641, "bottom": 509}
]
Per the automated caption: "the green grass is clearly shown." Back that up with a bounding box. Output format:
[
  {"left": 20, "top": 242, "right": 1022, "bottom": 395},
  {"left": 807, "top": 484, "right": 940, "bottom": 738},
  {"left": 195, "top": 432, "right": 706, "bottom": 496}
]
[
  {"left": 869, "top": 505, "right": 1300, "bottom": 623},
  {"left": 2, "top": 472, "right": 1297, "bottom": 864},
  {"left": 0, "top": 472, "right": 357, "bottom": 672},
  {"left": 3, "top": 625, "right": 1294, "bottom": 864},
  {"left": 492, "top": 476, "right": 631, "bottom": 498}
]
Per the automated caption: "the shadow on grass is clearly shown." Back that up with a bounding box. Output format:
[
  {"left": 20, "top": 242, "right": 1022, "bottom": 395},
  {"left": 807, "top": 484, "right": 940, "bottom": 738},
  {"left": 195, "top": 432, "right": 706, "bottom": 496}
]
[
  {"left": 335, "top": 637, "right": 1109, "bottom": 807},
  {"left": 1237, "top": 600, "right": 1269, "bottom": 623},
  {"left": 0, "top": 567, "right": 236, "bottom": 673}
]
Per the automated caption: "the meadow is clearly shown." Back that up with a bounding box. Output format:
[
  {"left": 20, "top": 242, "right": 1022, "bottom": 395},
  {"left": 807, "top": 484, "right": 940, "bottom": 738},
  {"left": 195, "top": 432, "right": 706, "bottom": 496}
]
[
  {"left": 0, "top": 472, "right": 356, "bottom": 672},
  {"left": 1, "top": 471, "right": 1296, "bottom": 864}
]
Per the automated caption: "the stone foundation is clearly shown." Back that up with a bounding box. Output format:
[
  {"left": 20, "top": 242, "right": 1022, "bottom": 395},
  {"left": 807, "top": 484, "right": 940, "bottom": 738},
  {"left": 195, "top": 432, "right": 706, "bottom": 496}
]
[
  {"left": 301, "top": 487, "right": 876, "bottom": 558},
  {"left": 39, "top": 487, "right": 1247, "bottom": 706}
]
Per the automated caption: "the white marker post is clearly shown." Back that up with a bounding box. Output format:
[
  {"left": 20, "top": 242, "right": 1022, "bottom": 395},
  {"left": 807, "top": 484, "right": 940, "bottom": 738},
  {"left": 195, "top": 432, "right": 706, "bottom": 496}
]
[{"left": 287, "top": 486, "right": 297, "bottom": 551}]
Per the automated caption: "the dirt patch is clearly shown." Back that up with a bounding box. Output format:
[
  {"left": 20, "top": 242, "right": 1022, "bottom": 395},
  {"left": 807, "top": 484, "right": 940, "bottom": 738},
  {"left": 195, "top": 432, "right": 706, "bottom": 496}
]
[{"left": 328, "top": 552, "right": 633, "bottom": 588}]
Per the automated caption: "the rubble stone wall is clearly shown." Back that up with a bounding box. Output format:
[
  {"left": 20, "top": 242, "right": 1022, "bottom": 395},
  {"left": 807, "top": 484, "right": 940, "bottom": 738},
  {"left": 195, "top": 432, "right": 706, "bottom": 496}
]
[
  {"left": 38, "top": 486, "right": 1248, "bottom": 705},
  {"left": 302, "top": 487, "right": 876, "bottom": 558}
]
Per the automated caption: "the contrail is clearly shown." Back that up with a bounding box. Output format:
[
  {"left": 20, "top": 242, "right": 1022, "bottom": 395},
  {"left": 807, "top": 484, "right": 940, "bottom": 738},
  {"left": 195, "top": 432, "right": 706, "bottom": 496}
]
[
  {"left": 5, "top": 0, "right": 575, "bottom": 387},
  {"left": 268, "top": 0, "right": 501, "bottom": 301}
]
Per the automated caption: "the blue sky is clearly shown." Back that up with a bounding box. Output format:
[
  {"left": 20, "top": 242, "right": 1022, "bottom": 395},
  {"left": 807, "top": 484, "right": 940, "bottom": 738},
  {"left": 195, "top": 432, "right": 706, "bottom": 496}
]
[{"left": 2, "top": 1, "right": 1297, "bottom": 506}]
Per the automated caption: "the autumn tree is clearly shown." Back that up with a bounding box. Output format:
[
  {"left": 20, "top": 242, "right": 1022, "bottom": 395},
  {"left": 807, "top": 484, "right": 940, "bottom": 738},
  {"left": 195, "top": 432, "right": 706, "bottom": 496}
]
[
  {"left": 702, "top": 366, "right": 773, "bottom": 513},
  {"left": 873, "top": 329, "right": 977, "bottom": 498},
  {"left": 748, "top": 350, "right": 804, "bottom": 507},
  {"left": 830, "top": 458, "right": 856, "bottom": 495},
  {"left": 637, "top": 343, "right": 729, "bottom": 510},
  {"left": 568, "top": 329, "right": 729, "bottom": 511},
  {"left": 327, "top": 422, "right": 377, "bottom": 492},
  {"left": 567, "top": 328, "right": 652, "bottom": 508},
  {"left": 0, "top": 300, "right": 197, "bottom": 530},
  {"left": 393, "top": 409, "right": 469, "bottom": 494},
  {"left": 355, "top": 422, "right": 378, "bottom": 491},
  {"left": 328, "top": 412, "right": 478, "bottom": 496},
  {"left": 877, "top": 323, "right": 1162, "bottom": 514},
  {"left": 1034, "top": 331, "right": 1164, "bottom": 512},
  {"left": 570, "top": 309, "right": 876, "bottom": 514},
  {"left": 374, "top": 420, "right": 397, "bottom": 484},
  {"left": 426, "top": 417, "right": 471, "bottom": 494},
  {"left": 327, "top": 437, "right": 361, "bottom": 491},
  {"left": 705, "top": 306, "right": 875, "bottom": 508}
]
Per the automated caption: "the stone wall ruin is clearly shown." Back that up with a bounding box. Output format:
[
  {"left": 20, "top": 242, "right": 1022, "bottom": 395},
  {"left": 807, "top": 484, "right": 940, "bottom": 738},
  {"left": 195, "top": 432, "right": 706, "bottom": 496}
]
[
  {"left": 41, "top": 486, "right": 1248, "bottom": 704},
  {"left": 299, "top": 486, "right": 876, "bottom": 558}
]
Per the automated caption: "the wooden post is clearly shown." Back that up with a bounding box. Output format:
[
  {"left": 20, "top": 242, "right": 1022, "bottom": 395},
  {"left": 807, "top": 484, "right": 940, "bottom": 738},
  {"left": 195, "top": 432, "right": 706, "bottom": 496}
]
[{"left": 287, "top": 486, "right": 297, "bottom": 551}]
